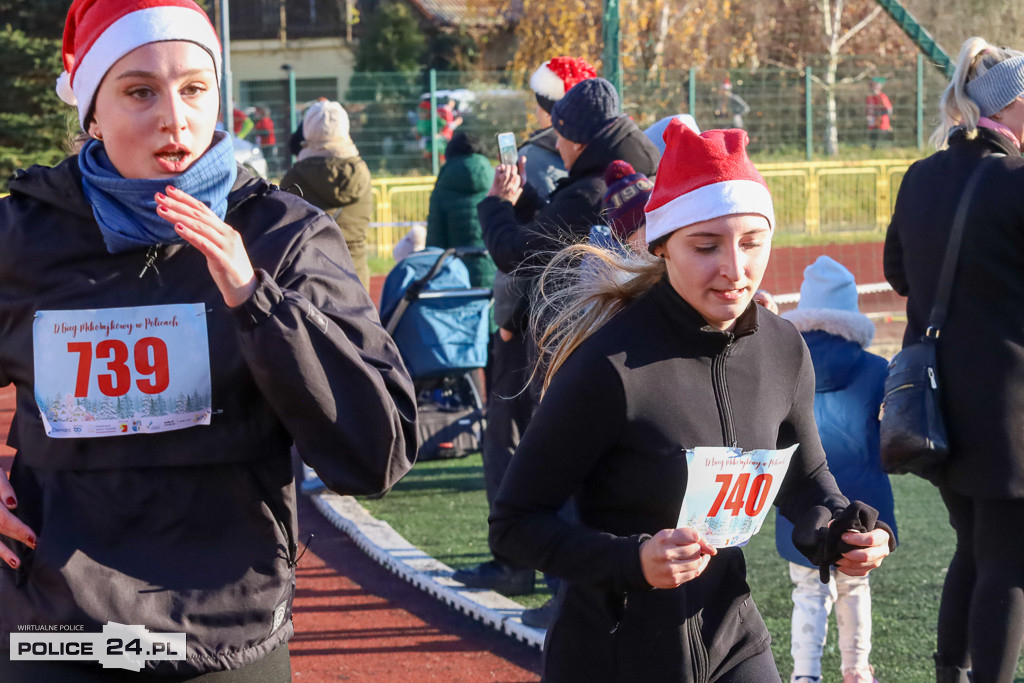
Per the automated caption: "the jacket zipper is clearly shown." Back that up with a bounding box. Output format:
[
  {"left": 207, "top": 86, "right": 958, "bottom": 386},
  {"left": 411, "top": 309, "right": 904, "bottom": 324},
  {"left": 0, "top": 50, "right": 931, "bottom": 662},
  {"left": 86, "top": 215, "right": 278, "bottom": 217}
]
[
  {"left": 710, "top": 337, "right": 737, "bottom": 447},
  {"left": 138, "top": 244, "right": 162, "bottom": 279}
]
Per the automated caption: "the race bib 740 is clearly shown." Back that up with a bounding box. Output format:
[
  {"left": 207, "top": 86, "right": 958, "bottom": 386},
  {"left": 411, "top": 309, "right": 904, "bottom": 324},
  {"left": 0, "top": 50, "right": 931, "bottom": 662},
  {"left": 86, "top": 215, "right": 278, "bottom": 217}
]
[
  {"left": 677, "top": 444, "right": 797, "bottom": 548},
  {"left": 33, "top": 304, "right": 212, "bottom": 438}
]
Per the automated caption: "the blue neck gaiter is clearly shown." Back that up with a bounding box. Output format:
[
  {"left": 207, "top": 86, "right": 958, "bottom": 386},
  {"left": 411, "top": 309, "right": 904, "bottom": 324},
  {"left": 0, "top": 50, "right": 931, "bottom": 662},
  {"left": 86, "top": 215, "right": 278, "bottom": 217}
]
[{"left": 79, "top": 131, "right": 238, "bottom": 254}]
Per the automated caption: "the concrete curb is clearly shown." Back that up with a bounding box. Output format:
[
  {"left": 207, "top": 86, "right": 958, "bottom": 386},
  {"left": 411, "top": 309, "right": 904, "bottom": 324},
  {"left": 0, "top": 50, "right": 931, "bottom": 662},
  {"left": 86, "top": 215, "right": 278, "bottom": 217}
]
[{"left": 309, "top": 490, "right": 546, "bottom": 650}]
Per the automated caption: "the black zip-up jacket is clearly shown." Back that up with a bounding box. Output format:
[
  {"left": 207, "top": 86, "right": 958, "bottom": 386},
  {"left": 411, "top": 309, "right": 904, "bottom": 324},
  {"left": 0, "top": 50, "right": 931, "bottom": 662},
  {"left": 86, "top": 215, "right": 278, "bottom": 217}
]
[
  {"left": 884, "top": 128, "right": 1024, "bottom": 498},
  {"left": 0, "top": 158, "right": 417, "bottom": 674},
  {"left": 490, "top": 278, "right": 847, "bottom": 681}
]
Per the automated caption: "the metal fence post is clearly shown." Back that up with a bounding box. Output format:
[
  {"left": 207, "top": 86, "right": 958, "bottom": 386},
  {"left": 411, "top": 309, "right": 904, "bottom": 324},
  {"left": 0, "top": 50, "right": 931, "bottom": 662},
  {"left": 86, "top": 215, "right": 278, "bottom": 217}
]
[
  {"left": 429, "top": 69, "right": 439, "bottom": 176},
  {"left": 602, "top": 0, "right": 622, "bottom": 98},
  {"left": 688, "top": 68, "right": 697, "bottom": 118},
  {"left": 286, "top": 67, "right": 297, "bottom": 133},
  {"left": 916, "top": 54, "right": 925, "bottom": 150},
  {"left": 805, "top": 67, "right": 813, "bottom": 161}
]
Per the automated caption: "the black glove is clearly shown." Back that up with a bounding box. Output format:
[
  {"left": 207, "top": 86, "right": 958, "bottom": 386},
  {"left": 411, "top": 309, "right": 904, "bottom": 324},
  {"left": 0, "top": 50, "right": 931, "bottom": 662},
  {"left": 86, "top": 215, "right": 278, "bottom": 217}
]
[{"left": 792, "top": 501, "right": 897, "bottom": 584}]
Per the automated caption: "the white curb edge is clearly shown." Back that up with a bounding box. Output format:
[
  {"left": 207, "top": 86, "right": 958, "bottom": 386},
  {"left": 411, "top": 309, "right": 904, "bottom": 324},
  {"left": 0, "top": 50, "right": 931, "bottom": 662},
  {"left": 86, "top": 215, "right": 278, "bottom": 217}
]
[{"left": 309, "top": 490, "right": 546, "bottom": 650}]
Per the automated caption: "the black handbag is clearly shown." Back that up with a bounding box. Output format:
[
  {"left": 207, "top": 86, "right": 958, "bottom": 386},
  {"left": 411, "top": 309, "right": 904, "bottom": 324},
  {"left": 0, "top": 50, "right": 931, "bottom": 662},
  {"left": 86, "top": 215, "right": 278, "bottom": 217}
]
[{"left": 880, "top": 156, "right": 999, "bottom": 477}]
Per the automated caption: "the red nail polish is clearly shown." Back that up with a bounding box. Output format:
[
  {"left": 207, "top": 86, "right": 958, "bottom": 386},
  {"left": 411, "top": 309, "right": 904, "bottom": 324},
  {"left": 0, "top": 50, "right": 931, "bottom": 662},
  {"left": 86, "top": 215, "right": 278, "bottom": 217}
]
[
  {"left": 7, "top": 559, "right": 17, "bottom": 569},
  {"left": 26, "top": 536, "right": 36, "bottom": 549},
  {"left": 5, "top": 496, "right": 15, "bottom": 507}
]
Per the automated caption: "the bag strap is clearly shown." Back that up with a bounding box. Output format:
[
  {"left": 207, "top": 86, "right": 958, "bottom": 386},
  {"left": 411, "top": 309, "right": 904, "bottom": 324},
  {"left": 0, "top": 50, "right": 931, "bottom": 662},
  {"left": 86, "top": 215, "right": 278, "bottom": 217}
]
[{"left": 926, "top": 154, "right": 1003, "bottom": 336}]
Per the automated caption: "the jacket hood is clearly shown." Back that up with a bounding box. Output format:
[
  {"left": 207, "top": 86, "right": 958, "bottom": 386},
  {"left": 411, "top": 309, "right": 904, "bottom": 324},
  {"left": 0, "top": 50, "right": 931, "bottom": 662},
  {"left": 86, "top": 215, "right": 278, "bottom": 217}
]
[
  {"left": 783, "top": 307, "right": 874, "bottom": 348},
  {"left": 436, "top": 153, "right": 494, "bottom": 194},
  {"left": 571, "top": 116, "right": 660, "bottom": 179},
  {"left": 283, "top": 155, "right": 370, "bottom": 207},
  {"left": 525, "top": 126, "right": 559, "bottom": 154},
  {"left": 7, "top": 156, "right": 93, "bottom": 218},
  {"left": 801, "top": 329, "right": 863, "bottom": 392}
]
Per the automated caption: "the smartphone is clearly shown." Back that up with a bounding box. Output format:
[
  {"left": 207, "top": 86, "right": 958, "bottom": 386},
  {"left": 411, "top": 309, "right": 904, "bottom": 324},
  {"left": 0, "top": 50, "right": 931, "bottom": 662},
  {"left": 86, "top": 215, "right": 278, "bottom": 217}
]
[{"left": 496, "top": 132, "right": 518, "bottom": 166}]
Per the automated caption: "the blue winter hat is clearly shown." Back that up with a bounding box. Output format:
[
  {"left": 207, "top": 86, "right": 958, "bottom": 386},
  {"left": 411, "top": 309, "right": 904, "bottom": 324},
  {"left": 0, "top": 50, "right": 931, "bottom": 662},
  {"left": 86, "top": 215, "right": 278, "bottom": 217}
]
[
  {"left": 782, "top": 256, "right": 875, "bottom": 347},
  {"left": 551, "top": 77, "right": 621, "bottom": 144}
]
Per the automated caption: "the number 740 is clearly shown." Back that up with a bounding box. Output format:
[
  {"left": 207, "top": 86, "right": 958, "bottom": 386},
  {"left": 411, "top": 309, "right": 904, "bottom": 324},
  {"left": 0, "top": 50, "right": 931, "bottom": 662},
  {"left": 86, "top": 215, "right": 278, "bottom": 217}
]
[{"left": 708, "top": 473, "right": 773, "bottom": 517}]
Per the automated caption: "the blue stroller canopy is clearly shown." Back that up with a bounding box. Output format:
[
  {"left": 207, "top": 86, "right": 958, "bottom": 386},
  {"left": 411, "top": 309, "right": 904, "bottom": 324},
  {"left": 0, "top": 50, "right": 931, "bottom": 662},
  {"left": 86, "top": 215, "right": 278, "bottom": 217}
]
[{"left": 380, "top": 248, "right": 491, "bottom": 380}]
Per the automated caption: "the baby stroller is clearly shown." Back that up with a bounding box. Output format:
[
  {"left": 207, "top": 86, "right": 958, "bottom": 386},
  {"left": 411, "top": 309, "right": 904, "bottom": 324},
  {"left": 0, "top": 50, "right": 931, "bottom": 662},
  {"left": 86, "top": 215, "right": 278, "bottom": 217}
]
[{"left": 380, "top": 247, "right": 491, "bottom": 461}]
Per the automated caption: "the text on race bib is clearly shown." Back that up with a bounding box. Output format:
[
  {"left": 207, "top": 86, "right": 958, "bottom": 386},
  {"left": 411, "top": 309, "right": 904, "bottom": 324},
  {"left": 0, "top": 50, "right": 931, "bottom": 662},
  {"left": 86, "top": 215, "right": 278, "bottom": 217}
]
[
  {"left": 678, "top": 444, "right": 797, "bottom": 548},
  {"left": 33, "top": 304, "right": 212, "bottom": 438}
]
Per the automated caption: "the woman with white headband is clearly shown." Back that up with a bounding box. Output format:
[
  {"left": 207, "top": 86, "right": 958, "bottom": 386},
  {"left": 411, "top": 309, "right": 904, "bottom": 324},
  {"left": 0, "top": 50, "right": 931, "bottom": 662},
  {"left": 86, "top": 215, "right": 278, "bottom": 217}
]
[
  {"left": 886, "top": 36, "right": 1024, "bottom": 683},
  {"left": 0, "top": 0, "right": 416, "bottom": 679}
]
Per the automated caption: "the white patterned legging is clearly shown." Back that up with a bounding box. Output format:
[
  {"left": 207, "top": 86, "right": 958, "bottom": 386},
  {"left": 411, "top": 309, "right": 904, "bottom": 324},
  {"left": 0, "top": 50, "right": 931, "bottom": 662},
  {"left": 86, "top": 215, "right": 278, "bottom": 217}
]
[{"left": 788, "top": 562, "right": 873, "bottom": 680}]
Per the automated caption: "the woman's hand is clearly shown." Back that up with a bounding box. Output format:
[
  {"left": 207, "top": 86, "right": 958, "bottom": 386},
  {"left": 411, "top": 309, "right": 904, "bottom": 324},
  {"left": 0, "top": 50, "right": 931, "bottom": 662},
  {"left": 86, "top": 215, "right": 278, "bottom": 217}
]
[
  {"left": 834, "top": 528, "right": 892, "bottom": 576},
  {"left": 486, "top": 159, "right": 524, "bottom": 204},
  {"left": 640, "top": 527, "right": 717, "bottom": 589},
  {"left": 0, "top": 471, "right": 36, "bottom": 570},
  {"left": 155, "top": 186, "right": 257, "bottom": 308}
]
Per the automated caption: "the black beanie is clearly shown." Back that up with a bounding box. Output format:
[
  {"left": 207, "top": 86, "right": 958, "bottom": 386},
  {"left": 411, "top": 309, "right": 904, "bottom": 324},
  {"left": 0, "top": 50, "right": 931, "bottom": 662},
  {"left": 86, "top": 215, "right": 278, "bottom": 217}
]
[{"left": 551, "top": 78, "right": 621, "bottom": 144}]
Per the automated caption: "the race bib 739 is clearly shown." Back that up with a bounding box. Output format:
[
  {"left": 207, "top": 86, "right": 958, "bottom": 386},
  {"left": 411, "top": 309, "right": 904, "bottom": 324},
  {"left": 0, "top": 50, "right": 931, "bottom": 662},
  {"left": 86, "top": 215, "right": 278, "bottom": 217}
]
[{"left": 33, "top": 304, "right": 212, "bottom": 438}]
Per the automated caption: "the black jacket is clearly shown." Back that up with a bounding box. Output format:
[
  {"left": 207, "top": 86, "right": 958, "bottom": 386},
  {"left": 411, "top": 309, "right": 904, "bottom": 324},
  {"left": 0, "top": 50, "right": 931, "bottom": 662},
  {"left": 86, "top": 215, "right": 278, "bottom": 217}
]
[
  {"left": 490, "top": 278, "right": 847, "bottom": 682},
  {"left": 478, "top": 115, "right": 660, "bottom": 275},
  {"left": 0, "top": 158, "right": 417, "bottom": 673},
  {"left": 884, "top": 128, "right": 1024, "bottom": 498}
]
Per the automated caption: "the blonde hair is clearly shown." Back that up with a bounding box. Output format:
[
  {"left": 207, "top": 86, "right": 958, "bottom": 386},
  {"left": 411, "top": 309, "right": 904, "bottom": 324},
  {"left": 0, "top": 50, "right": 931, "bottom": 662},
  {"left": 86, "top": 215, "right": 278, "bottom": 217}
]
[
  {"left": 931, "top": 37, "right": 1024, "bottom": 149},
  {"left": 529, "top": 243, "right": 666, "bottom": 394}
]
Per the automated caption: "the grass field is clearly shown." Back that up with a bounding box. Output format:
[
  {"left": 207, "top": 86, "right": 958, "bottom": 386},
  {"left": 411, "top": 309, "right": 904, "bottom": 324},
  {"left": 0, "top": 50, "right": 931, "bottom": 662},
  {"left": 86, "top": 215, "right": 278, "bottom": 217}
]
[{"left": 360, "top": 454, "right": 1024, "bottom": 681}]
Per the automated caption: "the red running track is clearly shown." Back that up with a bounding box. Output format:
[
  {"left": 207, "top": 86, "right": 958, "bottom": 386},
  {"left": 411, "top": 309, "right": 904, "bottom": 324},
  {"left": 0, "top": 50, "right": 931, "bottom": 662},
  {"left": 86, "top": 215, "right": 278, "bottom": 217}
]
[{"left": 0, "top": 385, "right": 542, "bottom": 681}]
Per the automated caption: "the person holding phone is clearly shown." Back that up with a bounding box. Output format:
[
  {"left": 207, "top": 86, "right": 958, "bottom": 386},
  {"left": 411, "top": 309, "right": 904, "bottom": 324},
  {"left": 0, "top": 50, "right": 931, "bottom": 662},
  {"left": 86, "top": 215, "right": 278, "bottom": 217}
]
[
  {"left": 489, "top": 122, "right": 894, "bottom": 681},
  {"left": 460, "top": 78, "right": 659, "bottom": 604}
]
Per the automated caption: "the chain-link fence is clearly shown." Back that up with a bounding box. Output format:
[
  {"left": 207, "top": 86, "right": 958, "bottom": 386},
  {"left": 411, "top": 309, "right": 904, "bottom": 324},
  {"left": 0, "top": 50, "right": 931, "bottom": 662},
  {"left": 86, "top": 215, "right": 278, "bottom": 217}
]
[{"left": 234, "top": 55, "right": 946, "bottom": 179}]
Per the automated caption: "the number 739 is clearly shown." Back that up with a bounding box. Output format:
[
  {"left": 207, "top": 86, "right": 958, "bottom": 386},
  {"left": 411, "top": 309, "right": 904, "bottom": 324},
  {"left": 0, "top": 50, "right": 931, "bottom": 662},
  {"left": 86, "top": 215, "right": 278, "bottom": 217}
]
[
  {"left": 67, "top": 338, "right": 170, "bottom": 397},
  {"left": 708, "top": 473, "right": 773, "bottom": 517}
]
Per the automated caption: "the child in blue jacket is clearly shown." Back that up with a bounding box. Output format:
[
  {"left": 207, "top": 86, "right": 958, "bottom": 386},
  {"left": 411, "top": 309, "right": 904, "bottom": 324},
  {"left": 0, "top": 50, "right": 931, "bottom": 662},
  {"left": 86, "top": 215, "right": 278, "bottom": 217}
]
[{"left": 777, "top": 256, "right": 898, "bottom": 683}]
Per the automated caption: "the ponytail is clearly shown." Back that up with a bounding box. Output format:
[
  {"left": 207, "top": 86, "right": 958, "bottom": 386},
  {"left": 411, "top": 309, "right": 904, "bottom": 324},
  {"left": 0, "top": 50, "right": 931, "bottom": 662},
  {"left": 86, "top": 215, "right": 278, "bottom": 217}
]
[{"left": 931, "top": 37, "right": 1024, "bottom": 149}]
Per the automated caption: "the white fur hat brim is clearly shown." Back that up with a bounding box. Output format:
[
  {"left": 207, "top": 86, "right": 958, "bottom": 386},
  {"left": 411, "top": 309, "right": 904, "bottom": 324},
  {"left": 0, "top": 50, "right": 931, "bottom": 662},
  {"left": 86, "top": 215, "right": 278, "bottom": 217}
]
[{"left": 529, "top": 64, "right": 565, "bottom": 101}]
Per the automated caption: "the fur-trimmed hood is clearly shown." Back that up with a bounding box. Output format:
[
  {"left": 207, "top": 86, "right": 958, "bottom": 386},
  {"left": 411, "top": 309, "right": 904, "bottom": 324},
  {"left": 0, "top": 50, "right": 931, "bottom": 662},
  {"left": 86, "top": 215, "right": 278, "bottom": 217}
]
[{"left": 782, "top": 306, "right": 874, "bottom": 348}]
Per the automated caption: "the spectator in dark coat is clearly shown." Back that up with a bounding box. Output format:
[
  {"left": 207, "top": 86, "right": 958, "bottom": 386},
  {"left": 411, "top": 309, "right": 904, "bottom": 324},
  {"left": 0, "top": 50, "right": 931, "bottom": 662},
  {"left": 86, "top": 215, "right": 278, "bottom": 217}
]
[
  {"left": 479, "top": 78, "right": 659, "bottom": 273},
  {"left": 425, "top": 132, "right": 496, "bottom": 289},
  {"left": 884, "top": 36, "right": 1024, "bottom": 683}
]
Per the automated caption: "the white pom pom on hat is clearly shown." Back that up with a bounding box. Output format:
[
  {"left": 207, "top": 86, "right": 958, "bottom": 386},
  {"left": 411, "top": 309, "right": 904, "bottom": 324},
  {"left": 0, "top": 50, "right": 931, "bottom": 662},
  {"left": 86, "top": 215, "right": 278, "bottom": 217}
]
[
  {"left": 644, "top": 121, "right": 775, "bottom": 247},
  {"left": 57, "top": 0, "right": 221, "bottom": 130},
  {"left": 529, "top": 56, "right": 597, "bottom": 101}
]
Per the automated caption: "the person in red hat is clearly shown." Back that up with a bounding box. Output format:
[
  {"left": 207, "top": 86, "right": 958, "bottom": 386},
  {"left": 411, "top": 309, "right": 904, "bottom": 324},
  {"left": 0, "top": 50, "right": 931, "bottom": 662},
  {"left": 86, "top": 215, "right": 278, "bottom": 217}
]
[
  {"left": 0, "top": 0, "right": 416, "bottom": 679},
  {"left": 489, "top": 121, "right": 894, "bottom": 680}
]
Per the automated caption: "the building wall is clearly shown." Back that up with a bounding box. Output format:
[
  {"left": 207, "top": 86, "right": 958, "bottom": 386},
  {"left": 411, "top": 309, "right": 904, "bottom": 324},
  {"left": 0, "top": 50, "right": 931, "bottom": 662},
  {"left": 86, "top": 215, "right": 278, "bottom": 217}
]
[{"left": 228, "top": 37, "right": 356, "bottom": 104}]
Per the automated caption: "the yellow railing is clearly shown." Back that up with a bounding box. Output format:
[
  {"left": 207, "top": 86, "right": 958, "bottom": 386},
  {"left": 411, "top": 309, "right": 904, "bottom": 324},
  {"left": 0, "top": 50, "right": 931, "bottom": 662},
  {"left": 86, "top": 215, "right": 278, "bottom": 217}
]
[{"left": 367, "top": 159, "right": 914, "bottom": 257}]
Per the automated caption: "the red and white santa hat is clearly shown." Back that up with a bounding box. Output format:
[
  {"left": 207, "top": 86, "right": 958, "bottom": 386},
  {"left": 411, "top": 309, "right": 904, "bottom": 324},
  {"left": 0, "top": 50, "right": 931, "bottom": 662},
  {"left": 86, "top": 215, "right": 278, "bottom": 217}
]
[
  {"left": 56, "top": 0, "right": 222, "bottom": 130},
  {"left": 529, "top": 57, "right": 597, "bottom": 110},
  {"left": 644, "top": 121, "right": 775, "bottom": 247}
]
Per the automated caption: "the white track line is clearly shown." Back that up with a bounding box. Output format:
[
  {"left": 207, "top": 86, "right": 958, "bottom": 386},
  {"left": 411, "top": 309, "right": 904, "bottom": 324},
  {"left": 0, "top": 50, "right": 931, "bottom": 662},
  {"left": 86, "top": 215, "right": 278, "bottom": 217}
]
[{"left": 310, "top": 490, "right": 546, "bottom": 650}]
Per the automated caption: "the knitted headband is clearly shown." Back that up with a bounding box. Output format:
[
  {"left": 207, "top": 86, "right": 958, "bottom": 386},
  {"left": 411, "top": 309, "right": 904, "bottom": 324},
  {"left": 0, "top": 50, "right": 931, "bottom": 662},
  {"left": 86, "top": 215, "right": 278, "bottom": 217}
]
[
  {"left": 965, "top": 55, "right": 1024, "bottom": 117},
  {"left": 57, "top": 0, "right": 222, "bottom": 130}
]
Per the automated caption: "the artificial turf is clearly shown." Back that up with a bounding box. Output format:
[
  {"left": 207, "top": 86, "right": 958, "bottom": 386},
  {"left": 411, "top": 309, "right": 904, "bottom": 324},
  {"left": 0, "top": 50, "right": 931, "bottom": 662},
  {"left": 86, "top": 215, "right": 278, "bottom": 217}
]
[{"left": 359, "top": 453, "right": 1024, "bottom": 681}]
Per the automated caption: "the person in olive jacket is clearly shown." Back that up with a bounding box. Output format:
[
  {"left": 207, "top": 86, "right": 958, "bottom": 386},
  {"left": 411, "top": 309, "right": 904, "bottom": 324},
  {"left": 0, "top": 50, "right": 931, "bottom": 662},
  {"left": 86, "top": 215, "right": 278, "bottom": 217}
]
[
  {"left": 884, "top": 36, "right": 1024, "bottom": 683},
  {"left": 281, "top": 100, "right": 373, "bottom": 289},
  {"left": 425, "top": 131, "right": 497, "bottom": 289}
]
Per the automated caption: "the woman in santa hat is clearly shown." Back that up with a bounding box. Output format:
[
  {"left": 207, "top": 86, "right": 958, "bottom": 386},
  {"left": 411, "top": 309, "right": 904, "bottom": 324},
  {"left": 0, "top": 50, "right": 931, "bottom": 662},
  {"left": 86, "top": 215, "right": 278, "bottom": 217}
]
[
  {"left": 0, "top": 0, "right": 416, "bottom": 679},
  {"left": 489, "top": 121, "right": 894, "bottom": 681}
]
